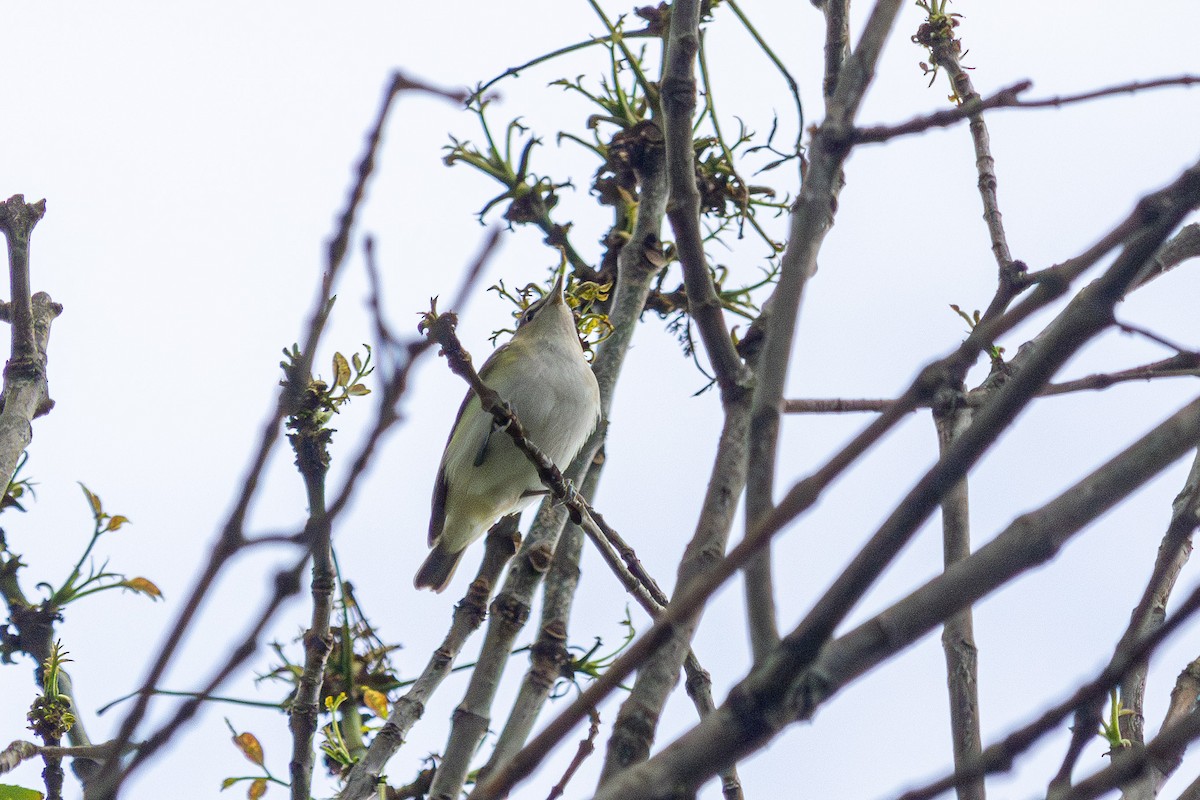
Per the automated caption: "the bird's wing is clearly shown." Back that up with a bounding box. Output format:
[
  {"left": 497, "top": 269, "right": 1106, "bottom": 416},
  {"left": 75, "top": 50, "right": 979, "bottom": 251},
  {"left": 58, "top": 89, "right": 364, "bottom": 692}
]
[
  {"left": 428, "top": 341, "right": 516, "bottom": 546},
  {"left": 468, "top": 341, "right": 519, "bottom": 470},
  {"left": 427, "top": 340, "right": 511, "bottom": 546},
  {"left": 428, "top": 466, "right": 450, "bottom": 546},
  {"left": 474, "top": 422, "right": 494, "bottom": 467},
  {"left": 429, "top": 388, "right": 474, "bottom": 546}
]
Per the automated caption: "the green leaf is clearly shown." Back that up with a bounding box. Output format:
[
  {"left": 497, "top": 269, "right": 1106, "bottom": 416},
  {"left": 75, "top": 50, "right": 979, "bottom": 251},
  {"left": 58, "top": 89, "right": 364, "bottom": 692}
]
[
  {"left": 120, "top": 577, "right": 163, "bottom": 601},
  {"left": 362, "top": 687, "right": 389, "bottom": 718},
  {"left": 0, "top": 786, "right": 45, "bottom": 800},
  {"left": 78, "top": 483, "right": 102, "bottom": 517},
  {"left": 332, "top": 352, "right": 351, "bottom": 388},
  {"left": 232, "top": 731, "right": 264, "bottom": 766}
]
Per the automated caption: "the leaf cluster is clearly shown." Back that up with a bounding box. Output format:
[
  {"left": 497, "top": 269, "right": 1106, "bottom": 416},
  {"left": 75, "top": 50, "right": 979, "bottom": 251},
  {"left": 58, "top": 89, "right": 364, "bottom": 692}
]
[{"left": 442, "top": 3, "right": 799, "bottom": 373}]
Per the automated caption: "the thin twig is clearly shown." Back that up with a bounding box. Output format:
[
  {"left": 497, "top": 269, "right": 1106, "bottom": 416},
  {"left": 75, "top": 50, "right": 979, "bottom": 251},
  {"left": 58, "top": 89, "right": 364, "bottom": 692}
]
[
  {"left": 725, "top": 0, "right": 805, "bottom": 169},
  {"left": 852, "top": 75, "right": 1200, "bottom": 144},
  {"left": 1038, "top": 353, "right": 1200, "bottom": 397},
  {"left": 784, "top": 397, "right": 902, "bottom": 413},
  {"left": 934, "top": 32, "right": 1013, "bottom": 276},
  {"left": 546, "top": 708, "right": 601, "bottom": 800},
  {"left": 785, "top": 351, "right": 1200, "bottom": 413},
  {"left": 94, "top": 71, "right": 467, "bottom": 799}
]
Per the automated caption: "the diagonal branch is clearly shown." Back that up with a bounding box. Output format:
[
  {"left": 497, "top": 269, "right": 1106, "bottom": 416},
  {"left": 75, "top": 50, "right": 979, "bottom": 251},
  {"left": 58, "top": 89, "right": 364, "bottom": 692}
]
[
  {"left": 852, "top": 75, "right": 1200, "bottom": 145},
  {"left": 92, "top": 72, "right": 468, "bottom": 800},
  {"left": 335, "top": 518, "right": 519, "bottom": 800},
  {"left": 475, "top": 99, "right": 679, "bottom": 788},
  {"left": 468, "top": 153, "right": 1200, "bottom": 800},
  {"left": 746, "top": 156, "right": 1200, "bottom": 731},
  {"left": 594, "top": 392, "right": 1200, "bottom": 800}
]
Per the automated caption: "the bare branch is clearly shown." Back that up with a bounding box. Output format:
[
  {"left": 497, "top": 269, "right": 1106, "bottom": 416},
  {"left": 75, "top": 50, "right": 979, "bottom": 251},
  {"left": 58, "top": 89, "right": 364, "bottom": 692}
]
[
  {"left": 594, "top": 393, "right": 1200, "bottom": 800},
  {"left": 899, "top": 447, "right": 1200, "bottom": 800},
  {"left": 786, "top": 349, "right": 1200, "bottom": 413},
  {"left": 93, "top": 72, "right": 469, "bottom": 799},
  {"left": 478, "top": 74, "right": 681, "bottom": 789},
  {"left": 286, "top": 400, "right": 336, "bottom": 800},
  {"left": 742, "top": 0, "right": 906, "bottom": 660},
  {"left": 546, "top": 708, "right": 601, "bottom": 800},
  {"left": 336, "top": 518, "right": 518, "bottom": 800},
  {"left": 659, "top": 0, "right": 749, "bottom": 393},
  {"left": 429, "top": 109, "right": 675, "bottom": 793},
  {"left": 481, "top": 473, "right": 597, "bottom": 778},
  {"left": 0, "top": 196, "right": 59, "bottom": 490},
  {"left": 935, "top": 36, "right": 1013, "bottom": 276},
  {"left": 933, "top": 408, "right": 984, "bottom": 800},
  {"left": 1106, "top": 450, "right": 1200, "bottom": 797},
  {"left": 597, "top": 397, "right": 750, "bottom": 788},
  {"left": 1039, "top": 353, "right": 1200, "bottom": 397},
  {"left": 766, "top": 156, "right": 1200, "bottom": 728},
  {"left": 852, "top": 75, "right": 1200, "bottom": 145},
  {"left": 470, "top": 151, "right": 1200, "bottom": 800},
  {"left": 815, "top": 0, "right": 850, "bottom": 103},
  {"left": 784, "top": 397, "right": 903, "bottom": 413},
  {"left": 1130, "top": 222, "right": 1200, "bottom": 290}
]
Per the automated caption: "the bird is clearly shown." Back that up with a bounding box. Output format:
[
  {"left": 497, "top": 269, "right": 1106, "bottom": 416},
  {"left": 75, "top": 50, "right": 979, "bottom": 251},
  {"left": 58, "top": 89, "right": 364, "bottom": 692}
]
[{"left": 415, "top": 268, "right": 602, "bottom": 592}]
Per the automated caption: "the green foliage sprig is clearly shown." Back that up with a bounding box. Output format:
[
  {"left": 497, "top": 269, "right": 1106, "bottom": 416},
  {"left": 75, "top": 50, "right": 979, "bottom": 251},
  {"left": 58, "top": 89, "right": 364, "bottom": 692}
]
[
  {"left": 43, "top": 485, "right": 156, "bottom": 609},
  {"left": 553, "top": 607, "right": 637, "bottom": 697},
  {"left": 443, "top": 1, "right": 803, "bottom": 372},
  {"left": 1098, "top": 687, "right": 1134, "bottom": 751},
  {"left": 26, "top": 641, "right": 75, "bottom": 742}
]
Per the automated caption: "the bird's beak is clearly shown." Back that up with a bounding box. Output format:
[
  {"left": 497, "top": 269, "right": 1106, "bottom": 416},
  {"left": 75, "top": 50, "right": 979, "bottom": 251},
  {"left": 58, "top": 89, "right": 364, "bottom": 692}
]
[{"left": 549, "top": 267, "right": 567, "bottom": 306}]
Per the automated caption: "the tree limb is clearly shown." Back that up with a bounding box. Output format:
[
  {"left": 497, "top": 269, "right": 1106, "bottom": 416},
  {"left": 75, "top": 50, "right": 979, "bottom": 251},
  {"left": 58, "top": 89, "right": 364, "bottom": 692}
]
[{"left": 594, "top": 393, "right": 1200, "bottom": 800}]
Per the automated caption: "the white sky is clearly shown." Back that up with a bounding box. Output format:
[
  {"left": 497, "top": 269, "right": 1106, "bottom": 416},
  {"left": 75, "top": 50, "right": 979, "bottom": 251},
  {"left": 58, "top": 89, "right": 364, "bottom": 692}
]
[{"left": 3, "top": 2, "right": 1200, "bottom": 798}]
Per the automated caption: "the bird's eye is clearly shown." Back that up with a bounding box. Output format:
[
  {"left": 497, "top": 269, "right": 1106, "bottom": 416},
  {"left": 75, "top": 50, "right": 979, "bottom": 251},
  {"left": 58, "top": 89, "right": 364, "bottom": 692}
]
[{"left": 520, "top": 306, "right": 537, "bottom": 325}]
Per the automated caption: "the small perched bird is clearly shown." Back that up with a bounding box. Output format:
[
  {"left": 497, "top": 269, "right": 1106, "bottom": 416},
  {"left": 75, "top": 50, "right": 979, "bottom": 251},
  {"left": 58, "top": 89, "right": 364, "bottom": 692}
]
[{"left": 415, "top": 269, "right": 601, "bottom": 592}]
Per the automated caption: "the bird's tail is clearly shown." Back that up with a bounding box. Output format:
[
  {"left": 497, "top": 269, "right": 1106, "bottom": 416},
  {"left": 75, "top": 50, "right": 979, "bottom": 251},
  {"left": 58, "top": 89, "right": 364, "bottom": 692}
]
[{"left": 414, "top": 542, "right": 465, "bottom": 592}]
